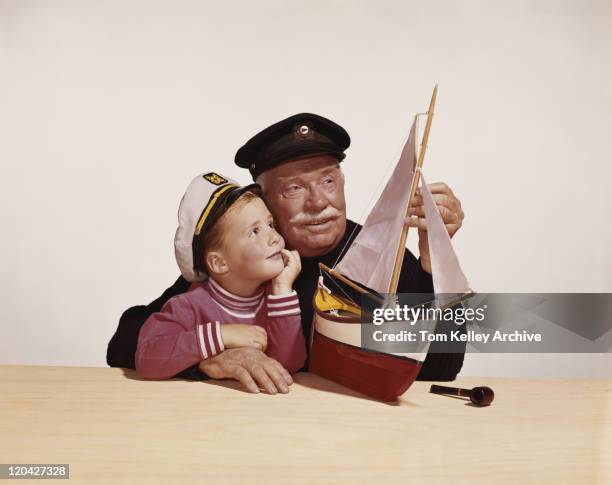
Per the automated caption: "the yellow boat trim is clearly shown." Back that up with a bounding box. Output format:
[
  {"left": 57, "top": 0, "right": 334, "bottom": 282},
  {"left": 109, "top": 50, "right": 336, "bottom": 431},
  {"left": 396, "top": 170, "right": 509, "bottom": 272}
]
[{"left": 314, "top": 287, "right": 361, "bottom": 315}]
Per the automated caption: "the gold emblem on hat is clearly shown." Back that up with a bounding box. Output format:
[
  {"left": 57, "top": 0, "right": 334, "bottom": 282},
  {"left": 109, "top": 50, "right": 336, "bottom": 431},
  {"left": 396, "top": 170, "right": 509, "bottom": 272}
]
[{"left": 203, "top": 172, "right": 228, "bottom": 185}]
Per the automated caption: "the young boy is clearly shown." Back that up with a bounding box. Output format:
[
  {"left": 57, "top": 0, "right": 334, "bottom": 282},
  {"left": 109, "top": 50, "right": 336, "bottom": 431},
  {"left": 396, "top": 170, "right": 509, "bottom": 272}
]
[{"left": 136, "top": 172, "right": 307, "bottom": 380}]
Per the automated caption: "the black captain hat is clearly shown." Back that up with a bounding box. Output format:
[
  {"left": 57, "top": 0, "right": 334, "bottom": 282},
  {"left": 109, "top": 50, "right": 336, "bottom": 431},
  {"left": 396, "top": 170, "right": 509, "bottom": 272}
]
[{"left": 235, "top": 113, "right": 351, "bottom": 179}]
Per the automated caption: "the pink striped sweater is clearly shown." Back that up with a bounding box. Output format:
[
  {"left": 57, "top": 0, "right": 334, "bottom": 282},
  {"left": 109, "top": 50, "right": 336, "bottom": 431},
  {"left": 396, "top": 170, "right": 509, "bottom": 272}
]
[{"left": 136, "top": 278, "right": 307, "bottom": 379}]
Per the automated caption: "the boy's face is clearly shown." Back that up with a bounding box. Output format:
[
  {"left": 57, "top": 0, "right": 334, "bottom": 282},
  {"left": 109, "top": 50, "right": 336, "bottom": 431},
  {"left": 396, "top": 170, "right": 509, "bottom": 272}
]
[{"left": 217, "top": 197, "right": 286, "bottom": 282}]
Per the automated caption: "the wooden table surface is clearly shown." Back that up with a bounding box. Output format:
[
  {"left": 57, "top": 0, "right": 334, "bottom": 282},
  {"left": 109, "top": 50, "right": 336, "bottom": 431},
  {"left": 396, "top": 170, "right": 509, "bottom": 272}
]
[{"left": 0, "top": 365, "right": 610, "bottom": 484}]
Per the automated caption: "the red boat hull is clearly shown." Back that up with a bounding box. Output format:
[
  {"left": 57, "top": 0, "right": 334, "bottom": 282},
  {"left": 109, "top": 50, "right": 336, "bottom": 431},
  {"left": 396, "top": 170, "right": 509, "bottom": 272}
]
[{"left": 309, "top": 331, "right": 422, "bottom": 402}]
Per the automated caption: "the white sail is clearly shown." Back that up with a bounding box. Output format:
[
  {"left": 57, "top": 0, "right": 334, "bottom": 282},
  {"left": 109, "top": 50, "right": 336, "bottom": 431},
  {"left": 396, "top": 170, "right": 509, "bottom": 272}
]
[
  {"left": 334, "top": 121, "right": 471, "bottom": 297},
  {"left": 419, "top": 174, "right": 471, "bottom": 294},
  {"left": 334, "top": 119, "right": 418, "bottom": 294}
]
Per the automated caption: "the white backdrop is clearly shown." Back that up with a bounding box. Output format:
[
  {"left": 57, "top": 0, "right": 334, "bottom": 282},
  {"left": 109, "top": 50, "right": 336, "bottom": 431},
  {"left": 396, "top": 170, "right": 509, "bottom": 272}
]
[{"left": 2, "top": 0, "right": 611, "bottom": 378}]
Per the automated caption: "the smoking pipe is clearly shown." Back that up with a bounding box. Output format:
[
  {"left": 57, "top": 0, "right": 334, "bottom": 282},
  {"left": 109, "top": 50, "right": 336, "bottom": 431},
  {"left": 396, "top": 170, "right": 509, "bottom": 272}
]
[{"left": 429, "top": 385, "right": 494, "bottom": 406}]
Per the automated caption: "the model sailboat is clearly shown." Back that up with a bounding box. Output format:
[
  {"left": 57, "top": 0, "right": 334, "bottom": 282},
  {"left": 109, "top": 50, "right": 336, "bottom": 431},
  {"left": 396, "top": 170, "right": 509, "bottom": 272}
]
[{"left": 309, "top": 86, "right": 473, "bottom": 401}]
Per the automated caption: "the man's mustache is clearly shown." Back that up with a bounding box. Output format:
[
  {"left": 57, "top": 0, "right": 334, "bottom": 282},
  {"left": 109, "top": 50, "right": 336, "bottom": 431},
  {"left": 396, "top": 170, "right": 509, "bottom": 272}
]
[{"left": 289, "top": 207, "right": 343, "bottom": 225}]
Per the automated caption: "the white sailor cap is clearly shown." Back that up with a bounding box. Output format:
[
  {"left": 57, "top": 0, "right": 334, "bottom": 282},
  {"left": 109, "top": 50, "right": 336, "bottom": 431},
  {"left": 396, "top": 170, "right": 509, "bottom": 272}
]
[{"left": 174, "top": 172, "right": 260, "bottom": 282}]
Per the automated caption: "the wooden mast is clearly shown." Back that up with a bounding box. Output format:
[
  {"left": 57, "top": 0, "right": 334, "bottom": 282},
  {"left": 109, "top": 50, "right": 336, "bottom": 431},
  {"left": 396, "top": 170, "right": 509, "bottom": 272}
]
[{"left": 387, "top": 85, "right": 438, "bottom": 294}]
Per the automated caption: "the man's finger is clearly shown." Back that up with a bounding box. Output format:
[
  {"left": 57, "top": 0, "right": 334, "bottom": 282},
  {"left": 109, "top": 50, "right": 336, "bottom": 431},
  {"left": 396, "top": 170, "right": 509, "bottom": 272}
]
[
  {"left": 410, "top": 193, "right": 459, "bottom": 212},
  {"left": 427, "top": 182, "right": 454, "bottom": 196},
  {"left": 431, "top": 193, "right": 461, "bottom": 213},
  {"left": 233, "top": 366, "right": 260, "bottom": 394},
  {"left": 251, "top": 364, "right": 279, "bottom": 394},
  {"left": 407, "top": 215, "right": 461, "bottom": 235},
  {"left": 437, "top": 206, "right": 460, "bottom": 224},
  {"left": 405, "top": 216, "right": 428, "bottom": 231},
  {"left": 456, "top": 204, "right": 465, "bottom": 223},
  {"left": 408, "top": 206, "right": 425, "bottom": 218},
  {"left": 413, "top": 184, "right": 460, "bottom": 204},
  {"left": 269, "top": 359, "right": 293, "bottom": 386},
  {"left": 446, "top": 223, "right": 461, "bottom": 237},
  {"left": 262, "top": 359, "right": 290, "bottom": 394},
  {"left": 409, "top": 201, "right": 461, "bottom": 223},
  {"left": 409, "top": 194, "right": 423, "bottom": 207}
]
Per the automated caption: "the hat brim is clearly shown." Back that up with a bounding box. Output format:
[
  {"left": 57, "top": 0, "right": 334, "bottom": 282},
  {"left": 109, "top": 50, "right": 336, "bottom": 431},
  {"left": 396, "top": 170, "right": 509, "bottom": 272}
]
[
  {"left": 224, "top": 183, "right": 262, "bottom": 205},
  {"left": 253, "top": 144, "right": 346, "bottom": 177}
]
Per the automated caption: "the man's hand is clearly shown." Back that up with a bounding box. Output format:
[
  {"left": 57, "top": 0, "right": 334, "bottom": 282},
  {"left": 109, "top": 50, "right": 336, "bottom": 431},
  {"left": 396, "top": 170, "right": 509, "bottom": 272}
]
[
  {"left": 270, "top": 249, "right": 302, "bottom": 295},
  {"left": 221, "top": 324, "right": 267, "bottom": 351},
  {"left": 405, "top": 182, "right": 464, "bottom": 274},
  {"left": 198, "top": 347, "right": 293, "bottom": 394}
]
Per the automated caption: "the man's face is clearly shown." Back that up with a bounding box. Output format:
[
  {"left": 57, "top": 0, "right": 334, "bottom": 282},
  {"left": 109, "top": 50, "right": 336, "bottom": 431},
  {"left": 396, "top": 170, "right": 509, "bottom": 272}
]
[{"left": 258, "top": 155, "right": 347, "bottom": 257}]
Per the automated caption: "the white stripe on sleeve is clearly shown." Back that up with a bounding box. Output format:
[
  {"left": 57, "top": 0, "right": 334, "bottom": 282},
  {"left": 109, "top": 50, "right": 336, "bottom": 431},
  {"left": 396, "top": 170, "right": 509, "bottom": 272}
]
[
  {"left": 215, "top": 321, "right": 224, "bottom": 351},
  {"left": 207, "top": 322, "right": 217, "bottom": 355},
  {"left": 267, "top": 299, "right": 299, "bottom": 308},
  {"left": 267, "top": 291, "right": 297, "bottom": 300},
  {"left": 197, "top": 324, "right": 208, "bottom": 359},
  {"left": 268, "top": 308, "right": 301, "bottom": 317}
]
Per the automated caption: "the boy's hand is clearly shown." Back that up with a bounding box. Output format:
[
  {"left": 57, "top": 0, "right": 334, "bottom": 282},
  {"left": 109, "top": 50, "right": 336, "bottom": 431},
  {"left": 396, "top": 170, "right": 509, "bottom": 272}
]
[
  {"left": 270, "top": 249, "right": 301, "bottom": 295},
  {"left": 221, "top": 324, "right": 267, "bottom": 351}
]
